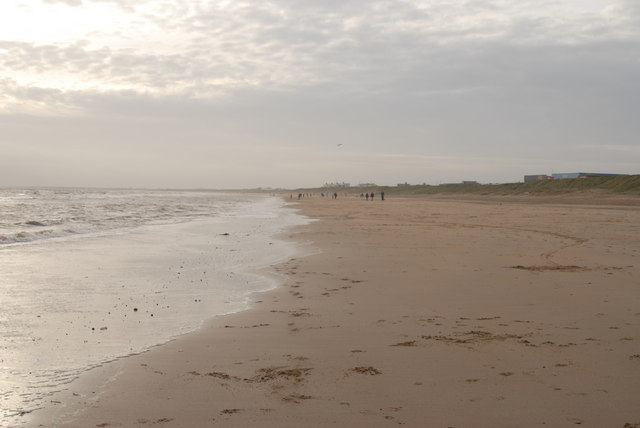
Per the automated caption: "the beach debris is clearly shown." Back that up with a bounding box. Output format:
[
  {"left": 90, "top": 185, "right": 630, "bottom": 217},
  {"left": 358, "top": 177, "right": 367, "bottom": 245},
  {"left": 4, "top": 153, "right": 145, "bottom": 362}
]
[
  {"left": 206, "top": 371, "right": 233, "bottom": 380},
  {"left": 421, "top": 330, "right": 530, "bottom": 345},
  {"left": 133, "top": 308, "right": 138, "bottom": 312},
  {"left": 192, "top": 366, "right": 313, "bottom": 385},
  {"left": 351, "top": 366, "right": 382, "bottom": 375},
  {"left": 289, "top": 310, "right": 311, "bottom": 318},
  {"left": 252, "top": 367, "right": 312, "bottom": 384},
  {"left": 282, "top": 394, "right": 313, "bottom": 404},
  {"left": 220, "top": 232, "right": 230, "bottom": 236},
  {"left": 390, "top": 341, "right": 417, "bottom": 347},
  {"left": 511, "top": 264, "right": 588, "bottom": 272}
]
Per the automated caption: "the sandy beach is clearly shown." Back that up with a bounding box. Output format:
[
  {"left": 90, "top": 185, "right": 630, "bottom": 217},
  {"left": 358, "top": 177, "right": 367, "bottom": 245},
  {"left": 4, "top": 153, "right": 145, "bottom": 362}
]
[{"left": 34, "top": 195, "right": 640, "bottom": 427}]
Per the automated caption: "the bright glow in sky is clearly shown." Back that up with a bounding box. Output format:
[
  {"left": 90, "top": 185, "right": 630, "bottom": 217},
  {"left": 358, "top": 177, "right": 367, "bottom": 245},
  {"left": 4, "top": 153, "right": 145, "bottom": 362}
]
[
  {"left": 0, "top": 2, "right": 123, "bottom": 43},
  {"left": 0, "top": 0, "right": 638, "bottom": 188}
]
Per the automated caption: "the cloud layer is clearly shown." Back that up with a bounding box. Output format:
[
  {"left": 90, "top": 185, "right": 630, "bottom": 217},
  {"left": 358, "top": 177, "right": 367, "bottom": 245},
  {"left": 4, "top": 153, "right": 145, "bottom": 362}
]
[{"left": 1, "top": 0, "right": 638, "bottom": 187}]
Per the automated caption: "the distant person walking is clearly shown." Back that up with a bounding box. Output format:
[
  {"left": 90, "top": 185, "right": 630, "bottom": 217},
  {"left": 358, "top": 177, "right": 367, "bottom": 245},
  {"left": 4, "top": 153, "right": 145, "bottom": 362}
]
[
  {"left": 370, "top": 192, "right": 375, "bottom": 200},
  {"left": 381, "top": 191, "right": 385, "bottom": 201},
  {"left": 365, "top": 193, "right": 369, "bottom": 201}
]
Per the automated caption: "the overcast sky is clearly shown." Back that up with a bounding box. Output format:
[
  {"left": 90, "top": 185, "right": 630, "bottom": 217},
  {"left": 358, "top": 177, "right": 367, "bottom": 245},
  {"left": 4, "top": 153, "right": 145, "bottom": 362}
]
[{"left": 1, "top": 0, "right": 638, "bottom": 188}]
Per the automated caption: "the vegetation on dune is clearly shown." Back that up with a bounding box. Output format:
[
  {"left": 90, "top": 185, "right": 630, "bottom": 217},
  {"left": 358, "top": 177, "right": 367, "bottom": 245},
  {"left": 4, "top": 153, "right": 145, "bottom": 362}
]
[{"left": 308, "top": 175, "right": 640, "bottom": 196}]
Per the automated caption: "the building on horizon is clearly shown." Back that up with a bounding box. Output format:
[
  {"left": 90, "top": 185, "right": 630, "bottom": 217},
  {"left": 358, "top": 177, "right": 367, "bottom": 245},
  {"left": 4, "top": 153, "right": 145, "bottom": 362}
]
[
  {"left": 551, "top": 172, "right": 624, "bottom": 180},
  {"left": 524, "top": 173, "right": 624, "bottom": 182}
]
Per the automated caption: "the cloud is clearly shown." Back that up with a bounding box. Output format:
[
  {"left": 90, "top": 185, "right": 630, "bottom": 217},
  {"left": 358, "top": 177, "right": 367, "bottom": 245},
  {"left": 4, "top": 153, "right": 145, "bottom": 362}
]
[
  {"left": 4, "top": 0, "right": 639, "bottom": 106},
  {"left": 42, "top": 0, "right": 141, "bottom": 10},
  {"left": 1, "top": 0, "right": 638, "bottom": 187},
  {"left": 42, "top": 0, "right": 82, "bottom": 5}
]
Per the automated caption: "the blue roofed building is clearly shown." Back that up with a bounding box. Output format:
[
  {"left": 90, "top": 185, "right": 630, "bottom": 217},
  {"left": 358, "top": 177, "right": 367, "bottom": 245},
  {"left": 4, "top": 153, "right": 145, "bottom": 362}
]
[{"left": 551, "top": 172, "right": 625, "bottom": 180}]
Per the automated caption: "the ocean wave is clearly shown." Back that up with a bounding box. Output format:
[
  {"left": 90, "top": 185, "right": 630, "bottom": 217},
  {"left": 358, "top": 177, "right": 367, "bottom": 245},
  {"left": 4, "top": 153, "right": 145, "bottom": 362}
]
[{"left": 0, "top": 189, "right": 254, "bottom": 247}]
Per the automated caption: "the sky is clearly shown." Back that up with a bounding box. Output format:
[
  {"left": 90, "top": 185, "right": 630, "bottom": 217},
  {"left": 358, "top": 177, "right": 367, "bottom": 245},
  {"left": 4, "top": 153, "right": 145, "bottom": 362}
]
[{"left": 0, "top": 0, "right": 638, "bottom": 189}]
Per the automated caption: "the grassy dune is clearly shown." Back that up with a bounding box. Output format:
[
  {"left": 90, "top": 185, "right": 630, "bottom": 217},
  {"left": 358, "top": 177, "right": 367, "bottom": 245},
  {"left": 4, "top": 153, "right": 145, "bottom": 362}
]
[{"left": 310, "top": 175, "right": 640, "bottom": 197}]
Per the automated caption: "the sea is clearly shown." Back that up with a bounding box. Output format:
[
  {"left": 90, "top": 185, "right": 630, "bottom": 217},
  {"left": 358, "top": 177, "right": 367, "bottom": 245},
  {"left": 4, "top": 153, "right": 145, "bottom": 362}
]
[{"left": 0, "top": 188, "right": 309, "bottom": 428}]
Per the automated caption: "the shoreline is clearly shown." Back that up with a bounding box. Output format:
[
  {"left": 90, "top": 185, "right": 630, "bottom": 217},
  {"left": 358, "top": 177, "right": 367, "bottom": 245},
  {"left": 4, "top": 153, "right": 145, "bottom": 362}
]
[
  {"left": 9, "top": 195, "right": 308, "bottom": 428},
  {"left": 33, "top": 195, "right": 640, "bottom": 427}
]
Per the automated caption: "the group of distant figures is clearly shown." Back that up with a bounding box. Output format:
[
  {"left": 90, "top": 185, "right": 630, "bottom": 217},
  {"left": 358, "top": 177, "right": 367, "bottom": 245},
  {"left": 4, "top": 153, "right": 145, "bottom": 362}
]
[
  {"left": 319, "top": 192, "right": 341, "bottom": 199},
  {"left": 292, "top": 192, "right": 385, "bottom": 201},
  {"left": 360, "top": 192, "right": 384, "bottom": 201}
]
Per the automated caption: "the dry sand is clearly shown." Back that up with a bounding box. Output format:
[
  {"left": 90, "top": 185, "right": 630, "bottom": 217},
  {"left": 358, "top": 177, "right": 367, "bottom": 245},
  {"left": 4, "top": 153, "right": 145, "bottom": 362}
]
[{"left": 35, "top": 195, "right": 640, "bottom": 427}]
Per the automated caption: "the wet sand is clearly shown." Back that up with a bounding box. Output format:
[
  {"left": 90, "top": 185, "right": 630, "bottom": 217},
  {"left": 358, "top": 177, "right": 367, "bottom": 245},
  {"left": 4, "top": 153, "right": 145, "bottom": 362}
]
[{"left": 36, "top": 195, "right": 640, "bottom": 427}]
